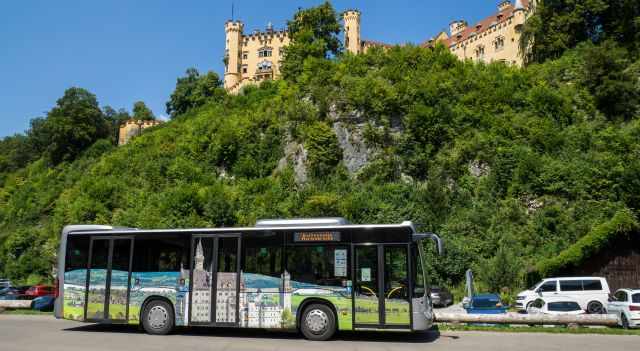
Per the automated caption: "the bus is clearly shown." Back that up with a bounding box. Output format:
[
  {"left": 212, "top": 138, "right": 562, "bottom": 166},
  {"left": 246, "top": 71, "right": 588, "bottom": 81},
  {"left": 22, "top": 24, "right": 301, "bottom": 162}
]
[{"left": 54, "top": 218, "right": 443, "bottom": 341}]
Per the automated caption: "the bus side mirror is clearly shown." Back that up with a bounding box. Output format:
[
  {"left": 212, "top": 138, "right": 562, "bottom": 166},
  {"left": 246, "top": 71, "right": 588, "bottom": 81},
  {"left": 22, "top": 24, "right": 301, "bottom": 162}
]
[
  {"left": 430, "top": 234, "right": 444, "bottom": 256},
  {"left": 413, "top": 233, "right": 444, "bottom": 255}
]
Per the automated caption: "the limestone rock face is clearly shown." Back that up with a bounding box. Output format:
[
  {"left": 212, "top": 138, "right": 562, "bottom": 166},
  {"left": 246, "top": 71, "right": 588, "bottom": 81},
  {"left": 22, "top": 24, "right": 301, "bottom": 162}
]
[
  {"left": 277, "top": 140, "right": 308, "bottom": 184},
  {"left": 332, "top": 121, "right": 371, "bottom": 174}
]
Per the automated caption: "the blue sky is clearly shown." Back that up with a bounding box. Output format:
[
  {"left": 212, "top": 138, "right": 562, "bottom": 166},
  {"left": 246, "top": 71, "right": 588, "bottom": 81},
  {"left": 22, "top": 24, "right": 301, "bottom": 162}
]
[{"left": 1, "top": 0, "right": 502, "bottom": 137}]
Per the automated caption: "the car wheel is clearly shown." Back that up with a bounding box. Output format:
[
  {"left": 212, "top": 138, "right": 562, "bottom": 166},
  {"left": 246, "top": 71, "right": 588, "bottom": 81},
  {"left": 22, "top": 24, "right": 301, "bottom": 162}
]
[
  {"left": 586, "top": 301, "right": 604, "bottom": 314},
  {"left": 300, "top": 304, "right": 336, "bottom": 341},
  {"left": 141, "top": 300, "right": 174, "bottom": 335},
  {"left": 621, "top": 314, "right": 630, "bottom": 329},
  {"left": 525, "top": 301, "right": 533, "bottom": 312}
]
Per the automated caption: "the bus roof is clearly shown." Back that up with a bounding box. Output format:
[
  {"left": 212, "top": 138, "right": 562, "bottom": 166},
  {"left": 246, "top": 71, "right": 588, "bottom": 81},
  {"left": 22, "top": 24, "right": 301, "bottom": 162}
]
[{"left": 62, "top": 219, "right": 418, "bottom": 237}]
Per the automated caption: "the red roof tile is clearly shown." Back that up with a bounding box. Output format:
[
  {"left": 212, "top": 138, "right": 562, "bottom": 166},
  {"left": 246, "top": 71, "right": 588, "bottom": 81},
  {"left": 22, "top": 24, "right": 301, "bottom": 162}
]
[{"left": 422, "top": 0, "right": 529, "bottom": 48}]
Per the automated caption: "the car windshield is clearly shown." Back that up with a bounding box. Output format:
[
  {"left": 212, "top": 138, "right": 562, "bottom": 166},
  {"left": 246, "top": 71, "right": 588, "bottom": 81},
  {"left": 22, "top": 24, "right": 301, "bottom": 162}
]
[
  {"left": 633, "top": 294, "right": 640, "bottom": 304},
  {"left": 529, "top": 281, "right": 542, "bottom": 290},
  {"left": 474, "top": 297, "right": 500, "bottom": 308}
]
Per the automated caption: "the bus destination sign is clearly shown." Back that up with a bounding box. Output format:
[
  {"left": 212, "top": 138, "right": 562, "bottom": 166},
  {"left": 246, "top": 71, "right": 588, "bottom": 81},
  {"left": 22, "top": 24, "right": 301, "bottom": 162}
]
[{"left": 294, "top": 231, "right": 341, "bottom": 242}]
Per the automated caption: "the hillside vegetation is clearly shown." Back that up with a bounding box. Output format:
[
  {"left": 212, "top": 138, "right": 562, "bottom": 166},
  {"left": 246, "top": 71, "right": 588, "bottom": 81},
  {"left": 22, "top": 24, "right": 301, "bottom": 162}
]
[{"left": 1, "top": 2, "right": 639, "bottom": 295}]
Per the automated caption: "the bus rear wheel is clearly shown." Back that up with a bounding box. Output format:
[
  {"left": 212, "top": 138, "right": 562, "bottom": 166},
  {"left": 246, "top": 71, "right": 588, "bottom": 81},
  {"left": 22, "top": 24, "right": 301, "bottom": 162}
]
[
  {"left": 142, "top": 300, "right": 174, "bottom": 335},
  {"left": 300, "top": 304, "right": 336, "bottom": 341}
]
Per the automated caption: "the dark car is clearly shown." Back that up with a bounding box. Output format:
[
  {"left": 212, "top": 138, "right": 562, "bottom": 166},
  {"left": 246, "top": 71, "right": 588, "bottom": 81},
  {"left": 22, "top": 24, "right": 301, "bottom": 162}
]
[
  {"left": 0, "top": 286, "right": 30, "bottom": 300},
  {"left": 31, "top": 295, "right": 55, "bottom": 312},
  {"left": 464, "top": 293, "right": 508, "bottom": 314},
  {"left": 430, "top": 286, "right": 454, "bottom": 307}
]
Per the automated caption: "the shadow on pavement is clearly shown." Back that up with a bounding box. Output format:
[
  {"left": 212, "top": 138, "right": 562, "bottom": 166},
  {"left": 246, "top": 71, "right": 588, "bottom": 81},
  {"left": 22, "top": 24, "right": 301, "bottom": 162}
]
[{"left": 63, "top": 323, "right": 443, "bottom": 343}]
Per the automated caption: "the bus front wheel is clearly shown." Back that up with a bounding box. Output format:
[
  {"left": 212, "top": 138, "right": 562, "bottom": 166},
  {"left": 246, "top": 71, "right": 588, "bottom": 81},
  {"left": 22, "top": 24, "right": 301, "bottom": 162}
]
[
  {"left": 141, "top": 300, "right": 174, "bottom": 335},
  {"left": 300, "top": 304, "right": 336, "bottom": 341}
]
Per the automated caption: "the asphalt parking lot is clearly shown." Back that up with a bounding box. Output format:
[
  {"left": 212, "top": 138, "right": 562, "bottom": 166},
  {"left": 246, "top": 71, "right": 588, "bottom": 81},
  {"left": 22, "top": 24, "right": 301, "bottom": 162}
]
[{"left": 0, "top": 314, "right": 638, "bottom": 351}]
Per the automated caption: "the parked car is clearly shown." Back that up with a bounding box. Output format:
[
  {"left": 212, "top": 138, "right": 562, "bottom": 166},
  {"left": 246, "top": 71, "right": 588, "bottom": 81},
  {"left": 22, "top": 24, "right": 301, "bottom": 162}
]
[
  {"left": 516, "top": 277, "right": 610, "bottom": 314},
  {"left": 526, "top": 296, "right": 585, "bottom": 315},
  {"left": 430, "top": 286, "right": 453, "bottom": 307},
  {"left": 0, "top": 286, "right": 30, "bottom": 300},
  {"left": 31, "top": 295, "right": 55, "bottom": 312},
  {"left": 0, "top": 279, "right": 11, "bottom": 288},
  {"left": 607, "top": 289, "right": 640, "bottom": 329},
  {"left": 464, "top": 293, "right": 508, "bottom": 314},
  {"left": 25, "top": 285, "right": 54, "bottom": 298}
]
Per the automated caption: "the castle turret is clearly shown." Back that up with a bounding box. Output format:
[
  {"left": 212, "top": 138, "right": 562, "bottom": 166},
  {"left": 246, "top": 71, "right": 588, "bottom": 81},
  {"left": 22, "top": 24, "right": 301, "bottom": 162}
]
[
  {"left": 343, "top": 10, "right": 361, "bottom": 54},
  {"left": 513, "top": 0, "right": 527, "bottom": 27},
  {"left": 224, "top": 20, "right": 244, "bottom": 90},
  {"left": 498, "top": 0, "right": 512, "bottom": 12},
  {"left": 449, "top": 20, "right": 468, "bottom": 37}
]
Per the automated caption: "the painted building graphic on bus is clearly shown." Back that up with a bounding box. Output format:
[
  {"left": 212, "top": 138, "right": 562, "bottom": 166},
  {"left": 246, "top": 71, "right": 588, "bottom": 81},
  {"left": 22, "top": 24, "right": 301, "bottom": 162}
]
[{"left": 62, "top": 241, "right": 351, "bottom": 329}]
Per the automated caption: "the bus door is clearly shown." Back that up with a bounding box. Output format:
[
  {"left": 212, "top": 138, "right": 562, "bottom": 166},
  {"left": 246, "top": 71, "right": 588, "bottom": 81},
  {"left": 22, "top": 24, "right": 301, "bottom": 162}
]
[
  {"left": 189, "top": 235, "right": 241, "bottom": 326},
  {"left": 353, "top": 244, "right": 411, "bottom": 329},
  {"left": 85, "top": 237, "right": 133, "bottom": 322}
]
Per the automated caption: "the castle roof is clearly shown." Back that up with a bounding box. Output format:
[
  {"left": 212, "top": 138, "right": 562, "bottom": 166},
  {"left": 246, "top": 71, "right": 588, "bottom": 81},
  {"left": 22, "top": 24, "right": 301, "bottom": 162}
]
[{"left": 421, "top": 0, "right": 530, "bottom": 48}]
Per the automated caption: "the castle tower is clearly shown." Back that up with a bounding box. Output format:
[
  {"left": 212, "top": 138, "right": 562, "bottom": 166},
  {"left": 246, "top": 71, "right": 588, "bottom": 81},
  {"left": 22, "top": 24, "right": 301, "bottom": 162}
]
[
  {"left": 449, "top": 20, "right": 468, "bottom": 37},
  {"left": 195, "top": 239, "right": 204, "bottom": 270},
  {"left": 224, "top": 20, "right": 244, "bottom": 90},
  {"left": 513, "top": 0, "right": 527, "bottom": 26},
  {"left": 343, "top": 10, "right": 361, "bottom": 54}
]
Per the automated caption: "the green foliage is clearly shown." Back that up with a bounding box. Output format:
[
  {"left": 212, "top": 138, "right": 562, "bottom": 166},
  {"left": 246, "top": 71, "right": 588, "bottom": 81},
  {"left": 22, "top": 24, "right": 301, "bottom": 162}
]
[
  {"left": 29, "top": 87, "right": 110, "bottom": 165},
  {"left": 522, "top": 0, "right": 640, "bottom": 64},
  {"left": 534, "top": 208, "right": 639, "bottom": 279},
  {"left": 478, "top": 245, "right": 523, "bottom": 294},
  {"left": 166, "top": 68, "right": 226, "bottom": 118},
  {"left": 2, "top": 5, "right": 640, "bottom": 290},
  {"left": 303, "top": 122, "right": 342, "bottom": 178},
  {"left": 132, "top": 101, "right": 155, "bottom": 121},
  {"left": 281, "top": 1, "right": 341, "bottom": 80}
]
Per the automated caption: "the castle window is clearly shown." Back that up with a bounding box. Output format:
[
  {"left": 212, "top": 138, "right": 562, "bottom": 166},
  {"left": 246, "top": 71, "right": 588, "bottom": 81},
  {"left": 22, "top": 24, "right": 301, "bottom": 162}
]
[
  {"left": 258, "top": 47, "right": 273, "bottom": 58},
  {"left": 475, "top": 45, "right": 485, "bottom": 61},
  {"left": 242, "top": 65, "right": 248, "bottom": 74},
  {"left": 242, "top": 52, "right": 248, "bottom": 60},
  {"left": 494, "top": 36, "right": 505, "bottom": 51},
  {"left": 257, "top": 59, "right": 273, "bottom": 72}
]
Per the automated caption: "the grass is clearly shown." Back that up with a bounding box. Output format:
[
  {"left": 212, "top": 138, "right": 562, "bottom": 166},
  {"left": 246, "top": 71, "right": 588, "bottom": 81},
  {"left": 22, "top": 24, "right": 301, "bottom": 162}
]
[{"left": 437, "top": 323, "right": 640, "bottom": 336}]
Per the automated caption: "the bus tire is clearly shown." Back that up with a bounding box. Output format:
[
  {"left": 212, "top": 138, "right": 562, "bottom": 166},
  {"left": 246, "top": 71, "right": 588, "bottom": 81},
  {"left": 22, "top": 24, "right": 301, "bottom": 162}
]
[
  {"left": 141, "top": 299, "right": 174, "bottom": 335},
  {"left": 300, "top": 303, "right": 336, "bottom": 341}
]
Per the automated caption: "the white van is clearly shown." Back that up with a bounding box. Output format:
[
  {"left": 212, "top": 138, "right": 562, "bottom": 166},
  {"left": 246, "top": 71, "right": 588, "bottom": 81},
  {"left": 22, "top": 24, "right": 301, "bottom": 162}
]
[{"left": 515, "top": 277, "right": 610, "bottom": 314}]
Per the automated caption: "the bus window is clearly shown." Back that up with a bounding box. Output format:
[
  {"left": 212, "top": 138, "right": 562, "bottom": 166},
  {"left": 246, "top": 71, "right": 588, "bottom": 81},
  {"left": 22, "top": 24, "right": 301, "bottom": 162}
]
[
  {"left": 132, "top": 236, "right": 189, "bottom": 273},
  {"left": 412, "top": 245, "right": 425, "bottom": 296},
  {"left": 63, "top": 236, "right": 90, "bottom": 321},
  {"left": 243, "top": 235, "right": 283, "bottom": 278},
  {"left": 285, "top": 246, "right": 350, "bottom": 288}
]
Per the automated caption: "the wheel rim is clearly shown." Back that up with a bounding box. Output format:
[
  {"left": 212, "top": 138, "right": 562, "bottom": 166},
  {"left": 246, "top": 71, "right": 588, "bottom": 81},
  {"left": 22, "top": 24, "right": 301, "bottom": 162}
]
[
  {"left": 305, "top": 309, "right": 329, "bottom": 334},
  {"left": 148, "top": 305, "right": 168, "bottom": 330},
  {"left": 622, "top": 315, "right": 629, "bottom": 329},
  {"left": 588, "top": 302, "right": 603, "bottom": 314}
]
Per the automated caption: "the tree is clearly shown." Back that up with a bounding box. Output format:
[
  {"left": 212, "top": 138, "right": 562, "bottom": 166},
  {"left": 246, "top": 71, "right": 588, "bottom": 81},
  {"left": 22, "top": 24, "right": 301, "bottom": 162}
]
[
  {"left": 29, "top": 87, "right": 109, "bottom": 165},
  {"left": 280, "top": 1, "right": 342, "bottom": 80},
  {"left": 0, "top": 134, "right": 36, "bottom": 175},
  {"left": 166, "top": 68, "right": 225, "bottom": 118},
  {"left": 521, "top": 0, "right": 640, "bottom": 64},
  {"left": 132, "top": 101, "right": 155, "bottom": 121}
]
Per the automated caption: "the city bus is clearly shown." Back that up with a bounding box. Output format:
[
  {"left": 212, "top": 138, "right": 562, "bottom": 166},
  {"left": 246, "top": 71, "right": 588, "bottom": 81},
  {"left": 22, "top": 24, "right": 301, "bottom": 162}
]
[{"left": 54, "top": 218, "right": 443, "bottom": 341}]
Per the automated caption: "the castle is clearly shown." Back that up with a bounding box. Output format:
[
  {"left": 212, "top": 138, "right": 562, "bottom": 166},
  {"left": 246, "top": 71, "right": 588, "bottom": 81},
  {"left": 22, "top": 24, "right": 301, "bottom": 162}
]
[
  {"left": 423, "top": 0, "right": 535, "bottom": 66},
  {"left": 223, "top": 1, "right": 536, "bottom": 93},
  {"left": 118, "top": 119, "right": 163, "bottom": 146}
]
